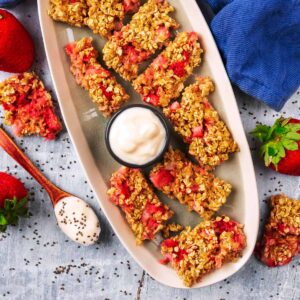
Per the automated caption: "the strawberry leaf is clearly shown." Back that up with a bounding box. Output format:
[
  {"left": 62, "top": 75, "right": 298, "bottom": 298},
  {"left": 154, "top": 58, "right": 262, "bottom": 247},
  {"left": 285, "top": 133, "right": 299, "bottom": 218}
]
[
  {"left": 0, "top": 197, "right": 28, "bottom": 232},
  {"left": 0, "top": 214, "right": 7, "bottom": 226},
  {"left": 285, "top": 123, "right": 300, "bottom": 132},
  {"left": 286, "top": 132, "right": 300, "bottom": 140},
  {"left": 282, "top": 139, "right": 298, "bottom": 151}
]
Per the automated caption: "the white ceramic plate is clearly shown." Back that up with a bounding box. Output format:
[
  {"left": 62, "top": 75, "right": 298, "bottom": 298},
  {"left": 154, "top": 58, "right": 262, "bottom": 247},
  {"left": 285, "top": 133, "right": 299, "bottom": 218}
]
[{"left": 38, "top": 0, "right": 259, "bottom": 288}]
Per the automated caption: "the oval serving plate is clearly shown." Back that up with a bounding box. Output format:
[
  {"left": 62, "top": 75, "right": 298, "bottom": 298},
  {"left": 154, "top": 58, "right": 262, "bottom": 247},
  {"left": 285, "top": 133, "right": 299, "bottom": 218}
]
[{"left": 38, "top": 0, "right": 259, "bottom": 288}]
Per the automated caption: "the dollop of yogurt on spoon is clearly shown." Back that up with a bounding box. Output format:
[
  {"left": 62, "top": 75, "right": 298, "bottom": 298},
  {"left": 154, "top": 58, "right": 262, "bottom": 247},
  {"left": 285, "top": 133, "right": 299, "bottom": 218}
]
[{"left": 54, "top": 196, "right": 101, "bottom": 245}]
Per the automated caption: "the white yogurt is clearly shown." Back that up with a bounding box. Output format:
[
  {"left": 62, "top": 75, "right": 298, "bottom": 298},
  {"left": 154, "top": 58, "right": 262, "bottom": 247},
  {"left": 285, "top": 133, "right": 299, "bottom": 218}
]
[
  {"left": 109, "top": 107, "right": 167, "bottom": 165},
  {"left": 54, "top": 196, "right": 101, "bottom": 245}
]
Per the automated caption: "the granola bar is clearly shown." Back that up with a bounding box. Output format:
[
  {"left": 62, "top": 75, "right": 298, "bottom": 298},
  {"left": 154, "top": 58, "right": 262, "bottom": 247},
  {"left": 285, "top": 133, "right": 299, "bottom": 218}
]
[
  {"left": 48, "top": 0, "right": 88, "bottom": 27},
  {"left": 0, "top": 72, "right": 62, "bottom": 139},
  {"left": 164, "top": 77, "right": 239, "bottom": 169},
  {"left": 150, "top": 149, "right": 232, "bottom": 219},
  {"left": 65, "top": 37, "right": 129, "bottom": 117},
  {"left": 255, "top": 194, "right": 300, "bottom": 267},
  {"left": 103, "top": 0, "right": 179, "bottom": 81},
  {"left": 107, "top": 167, "right": 174, "bottom": 245},
  {"left": 49, "top": 0, "right": 140, "bottom": 38},
  {"left": 133, "top": 32, "right": 203, "bottom": 107},
  {"left": 160, "top": 216, "right": 246, "bottom": 287},
  {"left": 85, "top": 0, "right": 140, "bottom": 38}
]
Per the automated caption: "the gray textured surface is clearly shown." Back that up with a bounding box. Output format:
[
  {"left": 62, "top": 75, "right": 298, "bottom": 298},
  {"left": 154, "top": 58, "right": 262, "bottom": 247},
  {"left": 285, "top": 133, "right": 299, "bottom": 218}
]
[{"left": 0, "top": 1, "right": 299, "bottom": 299}]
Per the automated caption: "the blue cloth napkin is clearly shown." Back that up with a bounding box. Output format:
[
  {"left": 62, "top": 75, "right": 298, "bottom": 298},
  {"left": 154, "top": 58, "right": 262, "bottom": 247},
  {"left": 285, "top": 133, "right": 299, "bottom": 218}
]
[{"left": 202, "top": 0, "right": 300, "bottom": 111}]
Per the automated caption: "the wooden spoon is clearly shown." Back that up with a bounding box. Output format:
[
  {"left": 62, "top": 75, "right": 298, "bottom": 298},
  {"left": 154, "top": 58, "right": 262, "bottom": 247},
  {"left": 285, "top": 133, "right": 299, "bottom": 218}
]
[{"left": 0, "top": 127, "right": 101, "bottom": 245}]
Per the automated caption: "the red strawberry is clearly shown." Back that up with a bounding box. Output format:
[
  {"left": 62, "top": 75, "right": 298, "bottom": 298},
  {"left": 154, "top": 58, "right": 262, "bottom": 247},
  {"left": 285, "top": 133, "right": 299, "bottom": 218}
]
[
  {"left": 0, "top": 9, "right": 35, "bottom": 73},
  {"left": 251, "top": 117, "right": 300, "bottom": 176},
  {"left": 0, "top": 172, "right": 28, "bottom": 232}
]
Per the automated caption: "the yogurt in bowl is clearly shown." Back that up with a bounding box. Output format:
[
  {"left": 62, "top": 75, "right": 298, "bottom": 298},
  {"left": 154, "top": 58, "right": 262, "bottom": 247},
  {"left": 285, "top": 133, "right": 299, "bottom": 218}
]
[{"left": 105, "top": 104, "right": 170, "bottom": 168}]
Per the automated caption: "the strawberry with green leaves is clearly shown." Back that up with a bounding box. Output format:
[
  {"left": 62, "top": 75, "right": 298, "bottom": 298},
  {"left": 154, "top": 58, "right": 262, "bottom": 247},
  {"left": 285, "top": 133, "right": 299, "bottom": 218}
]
[
  {"left": 251, "top": 117, "right": 300, "bottom": 176},
  {"left": 0, "top": 172, "right": 28, "bottom": 232}
]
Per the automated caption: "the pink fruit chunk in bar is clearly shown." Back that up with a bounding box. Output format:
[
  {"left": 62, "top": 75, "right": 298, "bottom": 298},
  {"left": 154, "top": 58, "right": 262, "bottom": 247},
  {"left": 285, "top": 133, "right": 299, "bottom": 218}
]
[
  {"left": 103, "top": 0, "right": 179, "bottom": 81},
  {"left": 160, "top": 216, "right": 246, "bottom": 287},
  {"left": 85, "top": 0, "right": 141, "bottom": 38},
  {"left": 150, "top": 149, "right": 232, "bottom": 219},
  {"left": 0, "top": 72, "right": 62, "bottom": 140},
  {"left": 107, "top": 167, "right": 174, "bottom": 245},
  {"left": 65, "top": 37, "right": 129, "bottom": 117},
  {"left": 255, "top": 194, "right": 300, "bottom": 267},
  {"left": 133, "top": 32, "right": 203, "bottom": 107},
  {"left": 163, "top": 77, "right": 239, "bottom": 169}
]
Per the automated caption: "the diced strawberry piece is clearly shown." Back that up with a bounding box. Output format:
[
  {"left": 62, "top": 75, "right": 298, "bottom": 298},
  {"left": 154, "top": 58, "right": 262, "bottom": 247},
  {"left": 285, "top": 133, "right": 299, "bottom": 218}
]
[
  {"left": 214, "top": 219, "right": 237, "bottom": 233},
  {"left": 192, "top": 126, "right": 204, "bottom": 138},
  {"left": 188, "top": 32, "right": 199, "bottom": 43},
  {"left": 65, "top": 43, "right": 75, "bottom": 55},
  {"left": 150, "top": 169, "right": 175, "bottom": 189},
  {"left": 169, "top": 60, "right": 186, "bottom": 77},
  {"left": 162, "top": 239, "right": 178, "bottom": 248},
  {"left": 190, "top": 184, "right": 200, "bottom": 192},
  {"left": 153, "top": 55, "right": 168, "bottom": 69},
  {"left": 99, "top": 84, "right": 114, "bottom": 100},
  {"left": 170, "top": 101, "right": 181, "bottom": 112},
  {"left": 143, "top": 94, "right": 160, "bottom": 106},
  {"left": 233, "top": 232, "right": 246, "bottom": 248},
  {"left": 122, "top": 45, "right": 150, "bottom": 64},
  {"left": 204, "top": 100, "right": 212, "bottom": 109},
  {"left": 43, "top": 107, "right": 62, "bottom": 140},
  {"left": 183, "top": 50, "right": 190, "bottom": 61},
  {"left": 159, "top": 253, "right": 172, "bottom": 264},
  {"left": 119, "top": 182, "right": 130, "bottom": 199},
  {"left": 144, "top": 202, "right": 166, "bottom": 215},
  {"left": 147, "top": 218, "right": 159, "bottom": 230},
  {"left": 155, "top": 25, "right": 171, "bottom": 42},
  {"left": 82, "top": 51, "right": 96, "bottom": 62},
  {"left": 123, "top": 0, "right": 140, "bottom": 14},
  {"left": 176, "top": 249, "right": 187, "bottom": 262}
]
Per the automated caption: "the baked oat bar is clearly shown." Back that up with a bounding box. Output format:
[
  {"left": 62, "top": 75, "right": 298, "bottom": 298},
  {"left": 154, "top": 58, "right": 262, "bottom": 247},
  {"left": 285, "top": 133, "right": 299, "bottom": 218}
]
[
  {"left": 164, "top": 77, "right": 239, "bottom": 169},
  {"left": 103, "top": 0, "right": 179, "bottom": 81},
  {"left": 65, "top": 37, "right": 129, "bottom": 117},
  {"left": 85, "top": 0, "right": 140, "bottom": 38},
  {"left": 48, "top": 0, "right": 88, "bottom": 27},
  {"left": 107, "top": 167, "right": 174, "bottom": 245},
  {"left": 150, "top": 149, "right": 232, "bottom": 219},
  {"left": 0, "top": 72, "right": 62, "bottom": 140},
  {"left": 133, "top": 32, "right": 203, "bottom": 107},
  {"left": 255, "top": 194, "right": 300, "bottom": 267},
  {"left": 160, "top": 216, "right": 246, "bottom": 287}
]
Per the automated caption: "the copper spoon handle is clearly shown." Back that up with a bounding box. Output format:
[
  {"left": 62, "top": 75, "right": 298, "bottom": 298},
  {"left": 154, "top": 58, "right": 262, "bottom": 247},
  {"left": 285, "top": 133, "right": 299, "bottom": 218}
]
[{"left": 0, "top": 127, "right": 70, "bottom": 206}]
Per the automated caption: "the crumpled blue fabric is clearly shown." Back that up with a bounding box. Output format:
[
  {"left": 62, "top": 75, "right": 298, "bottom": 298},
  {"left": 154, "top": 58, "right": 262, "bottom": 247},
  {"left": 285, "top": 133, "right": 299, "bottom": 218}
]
[{"left": 201, "top": 0, "right": 300, "bottom": 111}]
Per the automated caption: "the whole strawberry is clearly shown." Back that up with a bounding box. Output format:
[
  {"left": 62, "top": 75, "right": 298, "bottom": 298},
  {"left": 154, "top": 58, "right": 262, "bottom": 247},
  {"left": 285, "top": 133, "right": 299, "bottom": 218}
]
[
  {"left": 251, "top": 117, "right": 300, "bottom": 176},
  {"left": 0, "top": 172, "right": 28, "bottom": 232},
  {"left": 0, "top": 9, "right": 35, "bottom": 73}
]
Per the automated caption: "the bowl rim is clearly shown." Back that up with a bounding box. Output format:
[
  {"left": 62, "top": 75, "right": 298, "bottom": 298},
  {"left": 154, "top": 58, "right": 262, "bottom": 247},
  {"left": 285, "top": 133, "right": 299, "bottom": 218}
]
[{"left": 105, "top": 104, "right": 171, "bottom": 169}]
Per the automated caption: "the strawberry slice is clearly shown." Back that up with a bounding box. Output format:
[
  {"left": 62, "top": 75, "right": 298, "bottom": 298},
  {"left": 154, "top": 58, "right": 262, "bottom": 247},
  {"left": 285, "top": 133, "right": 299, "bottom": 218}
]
[{"left": 150, "top": 169, "right": 174, "bottom": 189}]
